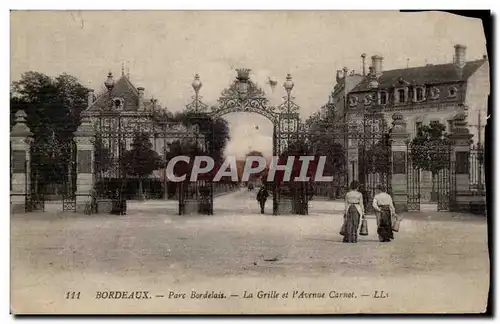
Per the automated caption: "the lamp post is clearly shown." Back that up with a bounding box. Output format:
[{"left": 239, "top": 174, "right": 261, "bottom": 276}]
[
  {"left": 283, "top": 73, "right": 294, "bottom": 113},
  {"left": 192, "top": 74, "right": 202, "bottom": 112}
]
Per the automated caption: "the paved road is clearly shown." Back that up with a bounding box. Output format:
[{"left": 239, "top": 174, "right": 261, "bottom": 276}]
[{"left": 11, "top": 189, "right": 490, "bottom": 314}]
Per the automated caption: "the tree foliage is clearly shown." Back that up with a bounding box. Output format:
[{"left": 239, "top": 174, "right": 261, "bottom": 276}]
[
  {"left": 121, "top": 132, "right": 163, "bottom": 199},
  {"left": 171, "top": 110, "right": 230, "bottom": 164},
  {"left": 10, "top": 71, "right": 89, "bottom": 189},
  {"left": 361, "top": 133, "right": 391, "bottom": 175},
  {"left": 409, "top": 121, "right": 452, "bottom": 174},
  {"left": 122, "top": 132, "right": 163, "bottom": 178},
  {"left": 305, "top": 113, "right": 346, "bottom": 178}
]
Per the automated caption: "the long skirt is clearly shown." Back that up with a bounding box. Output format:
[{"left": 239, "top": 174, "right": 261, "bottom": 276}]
[
  {"left": 378, "top": 205, "right": 394, "bottom": 242},
  {"left": 342, "top": 205, "right": 360, "bottom": 243}
]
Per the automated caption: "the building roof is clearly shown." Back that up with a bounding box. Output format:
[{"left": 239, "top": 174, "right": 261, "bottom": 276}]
[
  {"left": 352, "top": 59, "right": 486, "bottom": 92},
  {"left": 87, "top": 75, "right": 140, "bottom": 111}
]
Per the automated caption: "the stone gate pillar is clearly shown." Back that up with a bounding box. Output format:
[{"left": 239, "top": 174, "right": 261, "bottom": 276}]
[
  {"left": 10, "top": 110, "right": 32, "bottom": 213},
  {"left": 389, "top": 113, "right": 410, "bottom": 212},
  {"left": 449, "top": 113, "right": 473, "bottom": 212},
  {"left": 74, "top": 115, "right": 95, "bottom": 212}
]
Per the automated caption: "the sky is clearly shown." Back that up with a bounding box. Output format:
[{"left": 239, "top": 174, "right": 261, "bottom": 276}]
[{"left": 10, "top": 11, "right": 487, "bottom": 158}]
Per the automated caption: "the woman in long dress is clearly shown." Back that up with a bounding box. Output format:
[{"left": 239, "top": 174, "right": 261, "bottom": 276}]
[
  {"left": 372, "top": 185, "right": 397, "bottom": 242},
  {"left": 341, "top": 181, "right": 365, "bottom": 243}
]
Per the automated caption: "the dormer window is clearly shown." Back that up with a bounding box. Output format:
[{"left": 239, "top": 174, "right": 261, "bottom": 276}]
[
  {"left": 429, "top": 87, "right": 440, "bottom": 100},
  {"left": 379, "top": 91, "right": 388, "bottom": 105},
  {"left": 414, "top": 86, "right": 426, "bottom": 102},
  {"left": 113, "top": 97, "right": 124, "bottom": 110},
  {"left": 395, "top": 88, "right": 407, "bottom": 104},
  {"left": 448, "top": 86, "right": 458, "bottom": 98},
  {"left": 348, "top": 96, "right": 358, "bottom": 107}
]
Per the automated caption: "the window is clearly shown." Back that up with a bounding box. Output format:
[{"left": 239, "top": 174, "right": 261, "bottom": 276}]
[
  {"left": 396, "top": 89, "right": 406, "bottom": 103},
  {"left": 379, "top": 91, "right": 388, "bottom": 105},
  {"left": 348, "top": 96, "right": 358, "bottom": 107},
  {"left": 415, "top": 87, "right": 425, "bottom": 102},
  {"left": 429, "top": 87, "right": 440, "bottom": 100},
  {"left": 448, "top": 86, "right": 458, "bottom": 98},
  {"left": 416, "top": 121, "right": 423, "bottom": 134},
  {"left": 113, "top": 97, "right": 124, "bottom": 110}
]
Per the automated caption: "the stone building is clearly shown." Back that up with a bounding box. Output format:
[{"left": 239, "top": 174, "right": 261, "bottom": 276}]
[
  {"left": 85, "top": 72, "right": 199, "bottom": 163},
  {"left": 332, "top": 44, "right": 489, "bottom": 202}
]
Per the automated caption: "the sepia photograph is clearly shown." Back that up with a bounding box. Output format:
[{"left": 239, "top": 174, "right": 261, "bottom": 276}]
[{"left": 9, "top": 10, "right": 490, "bottom": 314}]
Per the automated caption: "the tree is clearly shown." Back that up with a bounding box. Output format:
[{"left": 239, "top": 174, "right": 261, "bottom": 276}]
[
  {"left": 245, "top": 150, "right": 267, "bottom": 182},
  {"left": 305, "top": 112, "right": 347, "bottom": 198},
  {"left": 122, "top": 132, "right": 163, "bottom": 200},
  {"left": 163, "top": 139, "right": 206, "bottom": 198},
  {"left": 275, "top": 138, "right": 317, "bottom": 195},
  {"left": 409, "top": 121, "right": 452, "bottom": 201},
  {"left": 171, "top": 110, "right": 230, "bottom": 164},
  {"left": 362, "top": 133, "right": 391, "bottom": 175},
  {"left": 10, "top": 71, "right": 89, "bottom": 193}
]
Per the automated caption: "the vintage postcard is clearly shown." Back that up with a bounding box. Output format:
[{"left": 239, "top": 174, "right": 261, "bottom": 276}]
[{"left": 10, "top": 10, "right": 490, "bottom": 314}]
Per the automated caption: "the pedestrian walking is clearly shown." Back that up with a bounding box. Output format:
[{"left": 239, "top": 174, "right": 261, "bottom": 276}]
[
  {"left": 372, "top": 185, "right": 397, "bottom": 242},
  {"left": 256, "top": 184, "right": 269, "bottom": 214},
  {"left": 340, "top": 181, "right": 365, "bottom": 243}
]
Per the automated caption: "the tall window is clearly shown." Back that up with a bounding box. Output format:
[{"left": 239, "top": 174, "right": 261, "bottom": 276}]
[
  {"left": 416, "top": 121, "right": 423, "bottom": 134},
  {"left": 379, "top": 91, "right": 388, "bottom": 105},
  {"left": 415, "top": 87, "right": 425, "bottom": 102},
  {"left": 396, "top": 89, "right": 406, "bottom": 103}
]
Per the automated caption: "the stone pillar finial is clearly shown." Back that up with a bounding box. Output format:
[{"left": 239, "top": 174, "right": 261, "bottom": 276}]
[
  {"left": 75, "top": 114, "right": 94, "bottom": 137},
  {"left": 391, "top": 112, "right": 407, "bottom": 134},
  {"left": 11, "top": 110, "right": 32, "bottom": 137}
]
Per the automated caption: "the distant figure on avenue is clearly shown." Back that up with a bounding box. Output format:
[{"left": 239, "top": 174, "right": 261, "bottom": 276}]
[
  {"left": 341, "top": 181, "right": 365, "bottom": 243},
  {"left": 256, "top": 184, "right": 269, "bottom": 214},
  {"left": 372, "top": 185, "right": 397, "bottom": 242},
  {"left": 90, "top": 187, "right": 98, "bottom": 214}
]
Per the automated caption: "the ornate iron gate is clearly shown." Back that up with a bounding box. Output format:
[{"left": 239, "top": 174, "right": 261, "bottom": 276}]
[
  {"left": 62, "top": 140, "right": 77, "bottom": 211},
  {"left": 26, "top": 146, "right": 45, "bottom": 212},
  {"left": 90, "top": 107, "right": 206, "bottom": 215},
  {"left": 436, "top": 146, "right": 454, "bottom": 211},
  {"left": 407, "top": 148, "right": 421, "bottom": 211}
]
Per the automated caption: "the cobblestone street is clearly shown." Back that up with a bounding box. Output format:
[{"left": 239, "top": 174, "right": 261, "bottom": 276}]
[{"left": 11, "top": 189, "right": 489, "bottom": 314}]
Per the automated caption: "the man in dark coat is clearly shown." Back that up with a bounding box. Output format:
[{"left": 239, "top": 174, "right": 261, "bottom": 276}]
[{"left": 256, "top": 184, "right": 269, "bottom": 214}]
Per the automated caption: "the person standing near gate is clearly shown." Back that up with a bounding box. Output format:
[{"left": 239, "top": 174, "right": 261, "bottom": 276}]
[
  {"left": 372, "top": 185, "right": 397, "bottom": 242},
  {"left": 256, "top": 183, "right": 269, "bottom": 214},
  {"left": 340, "top": 181, "right": 365, "bottom": 243}
]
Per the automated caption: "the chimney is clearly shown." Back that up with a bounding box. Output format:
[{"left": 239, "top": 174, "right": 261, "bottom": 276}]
[
  {"left": 137, "top": 87, "right": 145, "bottom": 110},
  {"left": 371, "top": 55, "right": 383, "bottom": 78},
  {"left": 453, "top": 44, "right": 467, "bottom": 68},
  {"left": 361, "top": 53, "right": 367, "bottom": 76},
  {"left": 87, "top": 89, "right": 94, "bottom": 109},
  {"left": 343, "top": 67, "right": 348, "bottom": 78}
]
